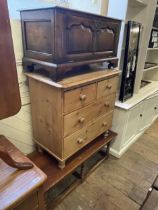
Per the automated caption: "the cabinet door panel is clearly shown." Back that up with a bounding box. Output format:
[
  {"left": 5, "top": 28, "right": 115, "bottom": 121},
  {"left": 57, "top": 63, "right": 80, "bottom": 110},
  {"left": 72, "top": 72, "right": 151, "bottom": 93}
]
[
  {"left": 65, "top": 15, "right": 94, "bottom": 57},
  {"left": 95, "top": 20, "right": 120, "bottom": 57},
  {"left": 96, "top": 29, "right": 114, "bottom": 52},
  {"left": 123, "top": 104, "right": 140, "bottom": 146},
  {"left": 138, "top": 97, "right": 156, "bottom": 132},
  {"left": 25, "top": 21, "right": 52, "bottom": 54}
]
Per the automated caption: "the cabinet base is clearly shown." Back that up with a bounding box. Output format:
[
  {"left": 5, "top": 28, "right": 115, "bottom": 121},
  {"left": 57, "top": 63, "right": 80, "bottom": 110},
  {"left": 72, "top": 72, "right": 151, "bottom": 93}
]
[{"left": 23, "top": 57, "right": 118, "bottom": 81}]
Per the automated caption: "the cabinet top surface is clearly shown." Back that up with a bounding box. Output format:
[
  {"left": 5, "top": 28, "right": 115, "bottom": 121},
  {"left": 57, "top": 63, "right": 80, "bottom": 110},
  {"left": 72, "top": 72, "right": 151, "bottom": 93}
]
[
  {"left": 115, "top": 80, "right": 158, "bottom": 110},
  {"left": 0, "top": 135, "right": 47, "bottom": 210},
  {"left": 20, "top": 6, "right": 122, "bottom": 21},
  {"left": 26, "top": 69, "right": 120, "bottom": 90}
]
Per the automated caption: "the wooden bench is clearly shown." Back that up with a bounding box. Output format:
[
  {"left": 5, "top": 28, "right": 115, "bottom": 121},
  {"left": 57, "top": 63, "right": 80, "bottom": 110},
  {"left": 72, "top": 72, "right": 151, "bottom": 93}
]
[{"left": 29, "top": 130, "right": 117, "bottom": 209}]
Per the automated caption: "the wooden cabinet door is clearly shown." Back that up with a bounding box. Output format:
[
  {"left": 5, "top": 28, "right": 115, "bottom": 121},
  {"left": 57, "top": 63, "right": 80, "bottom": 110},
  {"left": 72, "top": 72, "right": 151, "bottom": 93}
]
[
  {"left": 138, "top": 97, "right": 156, "bottom": 132},
  {"left": 64, "top": 14, "right": 95, "bottom": 62},
  {"left": 0, "top": 0, "right": 21, "bottom": 120},
  {"left": 66, "top": 16, "right": 94, "bottom": 54},
  {"left": 94, "top": 20, "right": 120, "bottom": 58},
  {"left": 55, "top": 8, "right": 95, "bottom": 63}
]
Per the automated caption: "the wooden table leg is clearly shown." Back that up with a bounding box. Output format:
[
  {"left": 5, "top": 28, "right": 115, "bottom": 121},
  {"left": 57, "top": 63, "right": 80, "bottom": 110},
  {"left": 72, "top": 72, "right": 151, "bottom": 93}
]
[
  {"left": 80, "top": 163, "right": 86, "bottom": 181},
  {"left": 105, "top": 141, "right": 111, "bottom": 159},
  {"left": 38, "top": 187, "right": 46, "bottom": 210},
  {"left": 58, "top": 160, "right": 66, "bottom": 169}
]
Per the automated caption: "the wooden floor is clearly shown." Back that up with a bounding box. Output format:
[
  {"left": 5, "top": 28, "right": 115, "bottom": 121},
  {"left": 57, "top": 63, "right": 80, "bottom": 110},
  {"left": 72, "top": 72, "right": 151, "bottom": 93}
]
[{"left": 52, "top": 119, "right": 158, "bottom": 210}]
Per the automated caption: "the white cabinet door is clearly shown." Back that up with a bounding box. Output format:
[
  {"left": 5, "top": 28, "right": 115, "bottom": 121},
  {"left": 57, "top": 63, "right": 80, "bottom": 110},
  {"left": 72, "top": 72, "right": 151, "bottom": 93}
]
[
  {"left": 152, "top": 93, "right": 158, "bottom": 120},
  {"left": 123, "top": 103, "right": 141, "bottom": 147},
  {"left": 138, "top": 96, "right": 156, "bottom": 132}
]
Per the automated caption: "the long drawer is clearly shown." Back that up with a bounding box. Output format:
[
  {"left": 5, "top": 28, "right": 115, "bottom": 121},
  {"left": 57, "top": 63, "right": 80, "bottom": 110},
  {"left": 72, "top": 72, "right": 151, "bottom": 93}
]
[
  {"left": 64, "top": 93, "right": 116, "bottom": 137},
  {"left": 64, "top": 111, "right": 113, "bottom": 159}
]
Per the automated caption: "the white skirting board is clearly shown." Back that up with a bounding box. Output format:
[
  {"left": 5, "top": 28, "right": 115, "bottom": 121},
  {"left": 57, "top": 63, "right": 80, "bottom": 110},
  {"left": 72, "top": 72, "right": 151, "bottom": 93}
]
[
  {"left": 110, "top": 116, "right": 158, "bottom": 158},
  {"left": 110, "top": 132, "right": 144, "bottom": 158}
]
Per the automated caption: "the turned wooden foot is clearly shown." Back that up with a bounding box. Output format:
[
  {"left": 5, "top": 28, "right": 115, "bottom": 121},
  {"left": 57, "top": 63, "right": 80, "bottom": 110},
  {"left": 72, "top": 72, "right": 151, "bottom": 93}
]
[
  {"left": 37, "top": 145, "right": 43, "bottom": 153},
  {"left": 58, "top": 160, "right": 66, "bottom": 169},
  {"left": 104, "top": 130, "right": 109, "bottom": 139}
]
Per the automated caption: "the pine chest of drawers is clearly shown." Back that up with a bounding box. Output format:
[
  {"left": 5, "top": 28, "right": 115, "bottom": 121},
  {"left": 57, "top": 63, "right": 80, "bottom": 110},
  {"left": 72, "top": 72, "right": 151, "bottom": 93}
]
[{"left": 27, "top": 70, "right": 119, "bottom": 168}]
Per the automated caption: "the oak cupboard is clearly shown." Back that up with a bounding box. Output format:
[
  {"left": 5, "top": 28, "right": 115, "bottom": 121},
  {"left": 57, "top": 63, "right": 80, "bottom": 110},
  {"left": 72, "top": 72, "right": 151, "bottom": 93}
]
[
  {"left": 20, "top": 7, "right": 121, "bottom": 80},
  {"left": 27, "top": 70, "right": 119, "bottom": 168}
]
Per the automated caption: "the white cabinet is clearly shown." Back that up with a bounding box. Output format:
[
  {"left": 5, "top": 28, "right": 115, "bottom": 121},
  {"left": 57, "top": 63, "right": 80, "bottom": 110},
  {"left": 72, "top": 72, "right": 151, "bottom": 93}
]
[{"left": 111, "top": 93, "right": 158, "bottom": 158}]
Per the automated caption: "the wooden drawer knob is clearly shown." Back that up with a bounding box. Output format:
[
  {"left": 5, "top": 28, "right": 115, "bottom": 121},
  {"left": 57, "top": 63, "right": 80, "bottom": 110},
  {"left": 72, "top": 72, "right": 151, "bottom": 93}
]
[
  {"left": 102, "top": 122, "right": 108, "bottom": 127},
  {"left": 80, "top": 94, "right": 87, "bottom": 101},
  {"left": 104, "top": 102, "right": 110, "bottom": 107},
  {"left": 78, "top": 117, "right": 85, "bottom": 123},
  {"left": 106, "top": 84, "right": 112, "bottom": 89},
  {"left": 77, "top": 137, "right": 84, "bottom": 144}
]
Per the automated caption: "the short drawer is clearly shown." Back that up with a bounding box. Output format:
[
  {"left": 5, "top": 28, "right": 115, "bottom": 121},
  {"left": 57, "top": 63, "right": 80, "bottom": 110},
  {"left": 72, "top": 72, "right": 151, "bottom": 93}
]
[
  {"left": 64, "top": 94, "right": 116, "bottom": 137},
  {"left": 64, "top": 83, "right": 97, "bottom": 114},
  {"left": 64, "top": 111, "right": 113, "bottom": 158},
  {"left": 97, "top": 76, "right": 118, "bottom": 98}
]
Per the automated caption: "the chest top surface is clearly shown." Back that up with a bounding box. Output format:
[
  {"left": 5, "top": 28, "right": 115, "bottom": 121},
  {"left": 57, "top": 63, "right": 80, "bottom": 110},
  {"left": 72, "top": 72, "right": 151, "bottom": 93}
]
[{"left": 26, "top": 69, "right": 120, "bottom": 91}]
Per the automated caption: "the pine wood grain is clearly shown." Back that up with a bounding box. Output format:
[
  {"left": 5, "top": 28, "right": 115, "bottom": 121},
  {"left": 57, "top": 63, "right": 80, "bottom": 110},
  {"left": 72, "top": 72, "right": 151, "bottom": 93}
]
[
  {"left": 26, "top": 70, "right": 120, "bottom": 90},
  {"left": 27, "top": 71, "right": 118, "bottom": 165},
  {"left": 97, "top": 76, "right": 119, "bottom": 98},
  {"left": 28, "top": 78, "right": 63, "bottom": 159}
]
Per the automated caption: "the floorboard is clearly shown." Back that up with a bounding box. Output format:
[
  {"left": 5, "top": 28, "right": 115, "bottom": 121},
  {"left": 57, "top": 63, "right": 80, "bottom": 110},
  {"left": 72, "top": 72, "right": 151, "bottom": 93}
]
[{"left": 48, "top": 119, "right": 158, "bottom": 210}]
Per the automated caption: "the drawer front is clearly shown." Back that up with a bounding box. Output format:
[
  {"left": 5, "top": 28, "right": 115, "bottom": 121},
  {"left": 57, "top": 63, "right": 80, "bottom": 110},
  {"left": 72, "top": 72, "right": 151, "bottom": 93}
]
[
  {"left": 64, "top": 83, "right": 96, "bottom": 114},
  {"left": 64, "top": 94, "right": 116, "bottom": 137},
  {"left": 64, "top": 111, "right": 113, "bottom": 158},
  {"left": 97, "top": 76, "right": 118, "bottom": 98}
]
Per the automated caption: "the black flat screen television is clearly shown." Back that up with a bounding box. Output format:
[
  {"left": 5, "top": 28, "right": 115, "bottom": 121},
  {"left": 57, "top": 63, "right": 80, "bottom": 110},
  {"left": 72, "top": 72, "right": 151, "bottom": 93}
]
[{"left": 119, "top": 21, "right": 142, "bottom": 102}]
